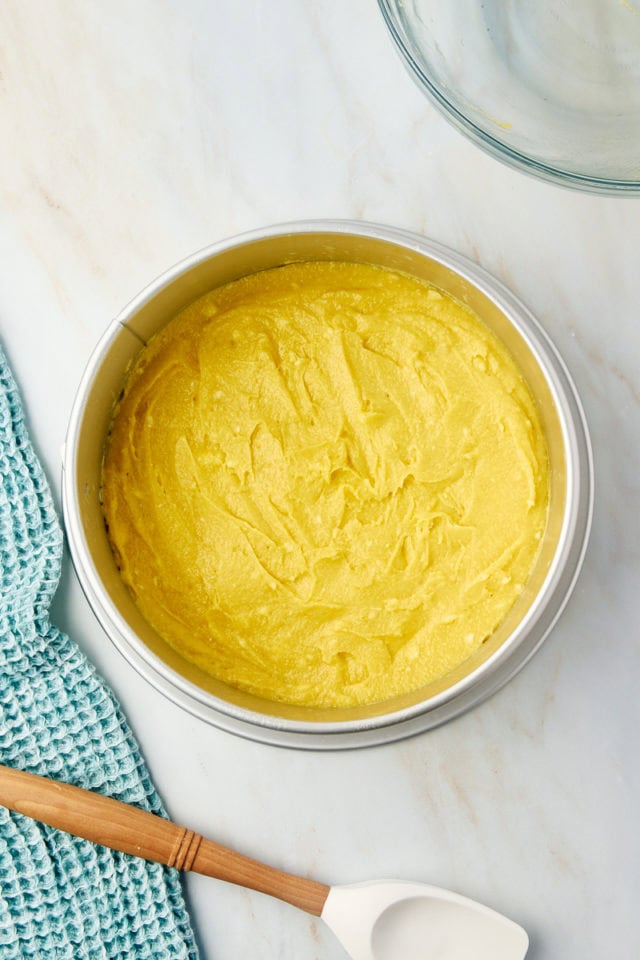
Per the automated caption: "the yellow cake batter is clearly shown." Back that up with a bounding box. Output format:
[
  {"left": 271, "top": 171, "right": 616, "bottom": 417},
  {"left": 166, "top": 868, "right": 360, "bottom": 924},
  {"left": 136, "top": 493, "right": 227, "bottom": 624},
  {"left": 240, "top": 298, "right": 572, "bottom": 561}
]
[{"left": 102, "top": 261, "right": 549, "bottom": 708}]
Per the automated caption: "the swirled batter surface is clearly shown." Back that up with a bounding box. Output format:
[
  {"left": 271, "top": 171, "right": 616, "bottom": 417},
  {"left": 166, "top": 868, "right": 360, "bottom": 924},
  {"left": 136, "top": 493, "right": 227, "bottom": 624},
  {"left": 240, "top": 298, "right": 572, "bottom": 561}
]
[{"left": 102, "top": 262, "right": 548, "bottom": 708}]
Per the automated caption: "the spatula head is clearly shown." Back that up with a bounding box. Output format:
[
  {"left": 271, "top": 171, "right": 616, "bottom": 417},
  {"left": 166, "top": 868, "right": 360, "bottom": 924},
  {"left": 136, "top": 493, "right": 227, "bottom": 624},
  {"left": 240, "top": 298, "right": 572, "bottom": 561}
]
[{"left": 322, "top": 881, "right": 529, "bottom": 960}]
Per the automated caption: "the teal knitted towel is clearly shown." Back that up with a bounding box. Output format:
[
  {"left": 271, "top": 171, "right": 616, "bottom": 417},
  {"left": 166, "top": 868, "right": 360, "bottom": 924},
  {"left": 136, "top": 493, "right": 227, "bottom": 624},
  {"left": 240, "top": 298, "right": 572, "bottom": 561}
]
[{"left": 0, "top": 343, "right": 200, "bottom": 959}]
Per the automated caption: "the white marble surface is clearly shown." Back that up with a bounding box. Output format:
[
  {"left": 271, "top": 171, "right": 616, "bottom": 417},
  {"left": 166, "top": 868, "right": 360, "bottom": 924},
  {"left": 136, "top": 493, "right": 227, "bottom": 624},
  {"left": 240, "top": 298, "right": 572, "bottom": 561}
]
[{"left": 1, "top": 2, "right": 638, "bottom": 958}]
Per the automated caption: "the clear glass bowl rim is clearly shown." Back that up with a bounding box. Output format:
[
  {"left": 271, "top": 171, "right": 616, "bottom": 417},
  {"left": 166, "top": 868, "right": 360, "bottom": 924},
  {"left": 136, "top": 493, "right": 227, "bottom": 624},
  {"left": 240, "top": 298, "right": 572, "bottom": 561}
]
[{"left": 377, "top": 0, "right": 640, "bottom": 196}]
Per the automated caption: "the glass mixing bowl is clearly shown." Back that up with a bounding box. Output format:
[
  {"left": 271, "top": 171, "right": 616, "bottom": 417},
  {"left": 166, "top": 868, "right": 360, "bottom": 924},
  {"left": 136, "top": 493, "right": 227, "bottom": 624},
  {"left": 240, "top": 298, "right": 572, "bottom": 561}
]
[{"left": 378, "top": 0, "right": 640, "bottom": 194}]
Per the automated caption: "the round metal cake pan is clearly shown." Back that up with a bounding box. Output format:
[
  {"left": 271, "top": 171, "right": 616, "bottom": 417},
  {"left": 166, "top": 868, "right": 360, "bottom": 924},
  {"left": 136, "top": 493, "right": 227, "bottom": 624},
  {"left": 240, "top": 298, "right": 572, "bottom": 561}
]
[{"left": 62, "top": 221, "right": 593, "bottom": 750}]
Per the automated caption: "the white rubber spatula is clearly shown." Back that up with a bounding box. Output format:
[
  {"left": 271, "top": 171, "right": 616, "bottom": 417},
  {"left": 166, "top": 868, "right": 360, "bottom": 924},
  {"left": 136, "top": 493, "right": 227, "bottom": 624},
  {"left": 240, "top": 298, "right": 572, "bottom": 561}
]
[{"left": 0, "top": 765, "right": 529, "bottom": 959}]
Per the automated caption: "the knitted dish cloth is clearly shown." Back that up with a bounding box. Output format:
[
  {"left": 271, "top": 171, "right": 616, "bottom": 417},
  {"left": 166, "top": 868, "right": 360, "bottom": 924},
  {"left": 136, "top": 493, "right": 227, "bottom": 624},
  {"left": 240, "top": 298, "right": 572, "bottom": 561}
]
[{"left": 0, "top": 344, "right": 200, "bottom": 960}]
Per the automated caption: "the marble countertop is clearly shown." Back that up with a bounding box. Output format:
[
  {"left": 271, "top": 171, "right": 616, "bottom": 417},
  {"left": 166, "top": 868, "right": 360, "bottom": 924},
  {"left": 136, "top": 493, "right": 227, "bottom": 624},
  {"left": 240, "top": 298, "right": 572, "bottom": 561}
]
[{"left": 1, "top": 2, "right": 638, "bottom": 957}]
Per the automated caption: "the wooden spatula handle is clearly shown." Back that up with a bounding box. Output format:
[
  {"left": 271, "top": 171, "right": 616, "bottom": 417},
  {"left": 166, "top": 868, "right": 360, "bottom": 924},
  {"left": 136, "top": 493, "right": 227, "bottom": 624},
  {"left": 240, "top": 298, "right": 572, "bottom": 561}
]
[{"left": 0, "top": 765, "right": 329, "bottom": 916}]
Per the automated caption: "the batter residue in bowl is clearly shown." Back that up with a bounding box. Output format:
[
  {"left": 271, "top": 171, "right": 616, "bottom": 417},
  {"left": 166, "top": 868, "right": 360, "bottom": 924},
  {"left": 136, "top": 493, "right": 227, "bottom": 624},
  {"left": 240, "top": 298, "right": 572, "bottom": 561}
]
[{"left": 102, "top": 261, "right": 549, "bottom": 708}]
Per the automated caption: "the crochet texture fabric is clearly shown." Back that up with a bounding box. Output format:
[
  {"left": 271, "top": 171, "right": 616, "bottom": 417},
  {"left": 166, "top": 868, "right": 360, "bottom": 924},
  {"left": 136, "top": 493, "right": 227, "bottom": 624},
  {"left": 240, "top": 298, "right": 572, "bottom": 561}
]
[{"left": 0, "top": 344, "right": 200, "bottom": 960}]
